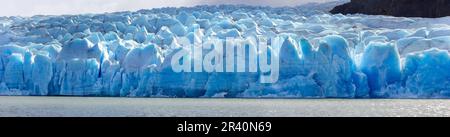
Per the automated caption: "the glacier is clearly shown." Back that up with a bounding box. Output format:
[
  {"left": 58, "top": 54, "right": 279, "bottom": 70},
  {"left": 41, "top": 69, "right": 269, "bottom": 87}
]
[{"left": 0, "top": 2, "right": 449, "bottom": 98}]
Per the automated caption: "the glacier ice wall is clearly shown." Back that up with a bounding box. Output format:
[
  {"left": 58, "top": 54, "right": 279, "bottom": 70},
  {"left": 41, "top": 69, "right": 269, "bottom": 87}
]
[{"left": 0, "top": 4, "right": 449, "bottom": 98}]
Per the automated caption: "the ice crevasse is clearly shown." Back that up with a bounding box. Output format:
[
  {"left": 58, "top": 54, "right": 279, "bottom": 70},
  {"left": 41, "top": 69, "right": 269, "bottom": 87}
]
[{"left": 0, "top": 4, "right": 449, "bottom": 98}]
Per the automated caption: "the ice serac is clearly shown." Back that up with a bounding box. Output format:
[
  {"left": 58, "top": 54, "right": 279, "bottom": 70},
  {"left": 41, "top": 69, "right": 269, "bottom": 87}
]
[
  {"left": 31, "top": 54, "right": 53, "bottom": 95},
  {"left": 4, "top": 53, "right": 24, "bottom": 90},
  {"left": 121, "top": 44, "right": 162, "bottom": 97},
  {"left": 279, "top": 36, "right": 303, "bottom": 79},
  {"left": 403, "top": 48, "right": 450, "bottom": 97},
  {"left": 156, "top": 47, "right": 192, "bottom": 97},
  {"left": 57, "top": 39, "right": 101, "bottom": 96},
  {"left": 360, "top": 42, "right": 401, "bottom": 97},
  {"left": 396, "top": 36, "right": 450, "bottom": 56},
  {"left": 317, "top": 35, "right": 359, "bottom": 98}
]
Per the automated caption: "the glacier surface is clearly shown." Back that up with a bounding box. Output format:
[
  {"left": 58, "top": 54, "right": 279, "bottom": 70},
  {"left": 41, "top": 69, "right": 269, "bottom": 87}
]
[{"left": 0, "top": 3, "right": 449, "bottom": 98}]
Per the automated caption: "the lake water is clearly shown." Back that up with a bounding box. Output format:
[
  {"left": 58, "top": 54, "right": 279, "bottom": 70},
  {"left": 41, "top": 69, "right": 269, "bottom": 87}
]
[{"left": 0, "top": 96, "right": 449, "bottom": 117}]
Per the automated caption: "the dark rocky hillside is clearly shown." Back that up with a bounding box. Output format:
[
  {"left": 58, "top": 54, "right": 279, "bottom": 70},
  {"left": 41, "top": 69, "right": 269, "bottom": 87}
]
[{"left": 330, "top": 0, "right": 450, "bottom": 18}]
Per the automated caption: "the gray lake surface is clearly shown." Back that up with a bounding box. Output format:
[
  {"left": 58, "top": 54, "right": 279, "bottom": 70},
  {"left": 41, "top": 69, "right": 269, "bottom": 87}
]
[{"left": 0, "top": 96, "right": 449, "bottom": 117}]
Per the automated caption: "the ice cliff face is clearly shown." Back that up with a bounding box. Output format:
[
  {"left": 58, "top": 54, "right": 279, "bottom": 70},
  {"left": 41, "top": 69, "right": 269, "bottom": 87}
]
[{"left": 0, "top": 4, "right": 449, "bottom": 98}]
